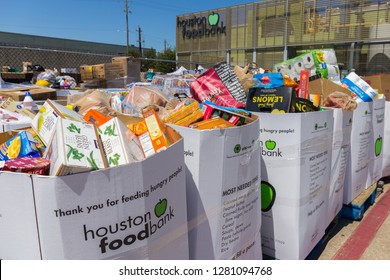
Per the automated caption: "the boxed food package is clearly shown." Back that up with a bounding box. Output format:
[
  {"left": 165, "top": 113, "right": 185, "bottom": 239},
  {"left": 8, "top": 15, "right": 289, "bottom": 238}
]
[
  {"left": 0, "top": 97, "right": 36, "bottom": 119},
  {"left": 341, "top": 72, "right": 378, "bottom": 102},
  {"left": 0, "top": 108, "right": 33, "bottom": 133},
  {"left": 44, "top": 118, "right": 106, "bottom": 176},
  {"left": 2, "top": 157, "right": 50, "bottom": 175},
  {"left": 0, "top": 129, "right": 189, "bottom": 259},
  {"left": 98, "top": 117, "right": 145, "bottom": 167},
  {"left": 189, "top": 117, "right": 236, "bottom": 129},
  {"left": 169, "top": 116, "right": 262, "bottom": 260},
  {"left": 255, "top": 110, "right": 333, "bottom": 260},
  {"left": 31, "top": 99, "right": 85, "bottom": 146},
  {"left": 0, "top": 131, "right": 40, "bottom": 161}
]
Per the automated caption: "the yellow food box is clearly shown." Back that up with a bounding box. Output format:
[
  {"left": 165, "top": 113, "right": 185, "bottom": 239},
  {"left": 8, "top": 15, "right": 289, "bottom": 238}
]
[
  {"left": 175, "top": 109, "right": 204, "bottom": 127},
  {"left": 164, "top": 101, "right": 200, "bottom": 124}
]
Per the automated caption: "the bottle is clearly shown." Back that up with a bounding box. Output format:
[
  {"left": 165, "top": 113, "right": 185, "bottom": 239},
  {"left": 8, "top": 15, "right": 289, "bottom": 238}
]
[{"left": 23, "top": 92, "right": 37, "bottom": 110}]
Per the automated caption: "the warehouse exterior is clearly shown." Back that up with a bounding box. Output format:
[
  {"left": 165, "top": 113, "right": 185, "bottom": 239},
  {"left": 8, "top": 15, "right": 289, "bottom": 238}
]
[
  {"left": 0, "top": 31, "right": 139, "bottom": 71},
  {"left": 176, "top": 0, "right": 390, "bottom": 75}
]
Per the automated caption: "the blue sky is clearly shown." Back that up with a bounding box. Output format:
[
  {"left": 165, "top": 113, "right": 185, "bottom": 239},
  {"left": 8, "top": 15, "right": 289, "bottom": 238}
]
[{"left": 1, "top": 0, "right": 248, "bottom": 52}]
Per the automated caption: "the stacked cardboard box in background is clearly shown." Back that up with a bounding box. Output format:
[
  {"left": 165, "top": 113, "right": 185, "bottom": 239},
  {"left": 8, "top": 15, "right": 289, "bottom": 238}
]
[
  {"left": 362, "top": 74, "right": 390, "bottom": 100},
  {"left": 79, "top": 57, "right": 140, "bottom": 89}
]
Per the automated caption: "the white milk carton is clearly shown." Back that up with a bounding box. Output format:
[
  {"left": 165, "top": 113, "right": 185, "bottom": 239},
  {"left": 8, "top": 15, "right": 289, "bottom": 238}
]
[
  {"left": 170, "top": 116, "right": 262, "bottom": 260},
  {"left": 256, "top": 110, "right": 333, "bottom": 260}
]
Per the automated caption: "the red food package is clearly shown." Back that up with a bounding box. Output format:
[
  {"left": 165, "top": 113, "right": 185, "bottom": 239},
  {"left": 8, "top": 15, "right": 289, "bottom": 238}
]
[
  {"left": 2, "top": 157, "right": 50, "bottom": 175},
  {"left": 190, "top": 62, "right": 246, "bottom": 108}
]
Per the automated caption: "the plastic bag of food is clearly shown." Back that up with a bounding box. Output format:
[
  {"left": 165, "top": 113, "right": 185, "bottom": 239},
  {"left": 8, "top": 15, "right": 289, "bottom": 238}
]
[{"left": 121, "top": 84, "right": 169, "bottom": 116}]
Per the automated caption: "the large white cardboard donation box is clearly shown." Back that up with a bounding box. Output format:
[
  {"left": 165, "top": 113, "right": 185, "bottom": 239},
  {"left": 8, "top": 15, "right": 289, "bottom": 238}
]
[
  {"left": 326, "top": 109, "right": 352, "bottom": 226},
  {"left": 367, "top": 98, "right": 385, "bottom": 186},
  {"left": 0, "top": 130, "right": 189, "bottom": 260},
  {"left": 344, "top": 98, "right": 385, "bottom": 204},
  {"left": 255, "top": 110, "right": 333, "bottom": 260},
  {"left": 170, "top": 116, "right": 262, "bottom": 260},
  {"left": 383, "top": 102, "right": 390, "bottom": 177}
]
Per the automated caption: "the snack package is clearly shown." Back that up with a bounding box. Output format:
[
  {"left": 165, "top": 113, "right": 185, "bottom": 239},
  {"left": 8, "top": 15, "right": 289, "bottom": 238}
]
[
  {"left": 2, "top": 157, "right": 50, "bottom": 175},
  {"left": 164, "top": 100, "right": 201, "bottom": 124},
  {"left": 245, "top": 87, "right": 296, "bottom": 113},
  {"left": 201, "top": 100, "right": 253, "bottom": 126},
  {"left": 0, "top": 131, "right": 40, "bottom": 161},
  {"left": 189, "top": 117, "right": 236, "bottom": 130},
  {"left": 190, "top": 62, "right": 247, "bottom": 108}
]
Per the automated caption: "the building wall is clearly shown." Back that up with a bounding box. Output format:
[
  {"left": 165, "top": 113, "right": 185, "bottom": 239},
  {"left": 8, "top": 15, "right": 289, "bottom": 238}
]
[
  {"left": 0, "top": 32, "right": 140, "bottom": 71},
  {"left": 176, "top": 0, "right": 390, "bottom": 74}
]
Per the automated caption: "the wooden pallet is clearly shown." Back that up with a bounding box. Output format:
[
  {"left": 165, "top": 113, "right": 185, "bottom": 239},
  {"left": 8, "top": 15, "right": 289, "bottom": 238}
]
[{"left": 341, "top": 183, "right": 377, "bottom": 221}]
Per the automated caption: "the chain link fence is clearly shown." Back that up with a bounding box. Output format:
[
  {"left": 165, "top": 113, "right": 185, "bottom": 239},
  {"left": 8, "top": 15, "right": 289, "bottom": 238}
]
[{"left": 0, "top": 45, "right": 114, "bottom": 72}]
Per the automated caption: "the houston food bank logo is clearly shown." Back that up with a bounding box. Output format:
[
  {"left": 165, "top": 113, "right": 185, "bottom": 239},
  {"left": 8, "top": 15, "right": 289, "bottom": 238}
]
[
  {"left": 259, "top": 139, "right": 282, "bottom": 157},
  {"left": 177, "top": 12, "right": 226, "bottom": 39},
  {"left": 83, "top": 198, "right": 174, "bottom": 254}
]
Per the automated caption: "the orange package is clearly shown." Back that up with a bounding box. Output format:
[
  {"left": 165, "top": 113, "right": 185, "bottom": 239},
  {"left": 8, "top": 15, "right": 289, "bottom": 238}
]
[
  {"left": 142, "top": 109, "right": 169, "bottom": 153},
  {"left": 83, "top": 109, "right": 112, "bottom": 126},
  {"left": 189, "top": 117, "right": 236, "bottom": 130}
]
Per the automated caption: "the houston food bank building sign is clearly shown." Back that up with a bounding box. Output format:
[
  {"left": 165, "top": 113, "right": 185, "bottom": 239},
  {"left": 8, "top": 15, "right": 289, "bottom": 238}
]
[{"left": 177, "top": 12, "right": 226, "bottom": 40}]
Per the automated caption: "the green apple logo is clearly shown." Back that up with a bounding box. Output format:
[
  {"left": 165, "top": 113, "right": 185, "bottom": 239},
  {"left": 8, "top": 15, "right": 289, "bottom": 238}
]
[
  {"left": 324, "top": 122, "right": 327, "bottom": 128},
  {"left": 154, "top": 198, "right": 167, "bottom": 218},
  {"left": 375, "top": 136, "right": 382, "bottom": 157},
  {"left": 234, "top": 144, "right": 241, "bottom": 153},
  {"left": 208, "top": 12, "right": 219, "bottom": 26},
  {"left": 365, "top": 110, "right": 368, "bottom": 115},
  {"left": 315, "top": 123, "right": 318, "bottom": 130},
  {"left": 265, "top": 140, "right": 276, "bottom": 150},
  {"left": 261, "top": 181, "right": 276, "bottom": 212}
]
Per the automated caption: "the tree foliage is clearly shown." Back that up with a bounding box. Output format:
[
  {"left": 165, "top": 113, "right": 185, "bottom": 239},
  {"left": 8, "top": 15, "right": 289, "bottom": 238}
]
[
  {"left": 142, "top": 49, "right": 157, "bottom": 72},
  {"left": 156, "top": 48, "right": 176, "bottom": 73}
]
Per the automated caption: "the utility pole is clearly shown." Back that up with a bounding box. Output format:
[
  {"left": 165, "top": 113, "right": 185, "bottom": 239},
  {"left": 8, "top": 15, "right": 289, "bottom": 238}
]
[
  {"left": 164, "top": 40, "right": 167, "bottom": 52},
  {"left": 125, "top": 0, "right": 130, "bottom": 55},
  {"left": 137, "top": 26, "right": 144, "bottom": 56}
]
